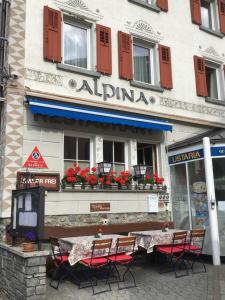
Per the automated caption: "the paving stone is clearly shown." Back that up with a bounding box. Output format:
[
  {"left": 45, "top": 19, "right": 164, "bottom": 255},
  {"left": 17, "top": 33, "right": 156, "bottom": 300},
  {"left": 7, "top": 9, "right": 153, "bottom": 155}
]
[{"left": 46, "top": 259, "right": 225, "bottom": 300}]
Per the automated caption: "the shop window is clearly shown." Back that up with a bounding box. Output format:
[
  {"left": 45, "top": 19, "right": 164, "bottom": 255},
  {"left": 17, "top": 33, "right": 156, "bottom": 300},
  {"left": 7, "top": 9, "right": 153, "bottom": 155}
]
[
  {"left": 103, "top": 140, "right": 125, "bottom": 172},
  {"left": 137, "top": 143, "right": 156, "bottom": 174},
  {"left": 63, "top": 21, "right": 90, "bottom": 69},
  {"left": 64, "top": 136, "right": 90, "bottom": 172}
]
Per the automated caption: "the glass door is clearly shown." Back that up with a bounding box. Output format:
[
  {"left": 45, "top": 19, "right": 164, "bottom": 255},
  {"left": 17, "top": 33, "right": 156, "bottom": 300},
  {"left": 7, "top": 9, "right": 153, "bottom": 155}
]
[
  {"left": 187, "top": 159, "right": 211, "bottom": 254},
  {"left": 170, "top": 164, "right": 190, "bottom": 229},
  {"left": 213, "top": 157, "right": 225, "bottom": 256}
]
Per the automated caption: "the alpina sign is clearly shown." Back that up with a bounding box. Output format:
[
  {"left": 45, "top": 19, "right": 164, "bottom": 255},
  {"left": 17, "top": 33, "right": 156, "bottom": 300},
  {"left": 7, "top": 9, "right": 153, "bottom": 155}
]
[{"left": 68, "top": 78, "right": 155, "bottom": 105}]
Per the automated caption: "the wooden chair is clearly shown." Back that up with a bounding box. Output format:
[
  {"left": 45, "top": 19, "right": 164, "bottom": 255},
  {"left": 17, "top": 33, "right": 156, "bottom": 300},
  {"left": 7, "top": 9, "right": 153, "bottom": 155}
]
[
  {"left": 183, "top": 229, "right": 206, "bottom": 273},
  {"left": 79, "top": 238, "right": 112, "bottom": 295},
  {"left": 155, "top": 231, "right": 189, "bottom": 278},
  {"left": 108, "top": 236, "right": 136, "bottom": 290},
  {"left": 49, "top": 237, "right": 77, "bottom": 289}
]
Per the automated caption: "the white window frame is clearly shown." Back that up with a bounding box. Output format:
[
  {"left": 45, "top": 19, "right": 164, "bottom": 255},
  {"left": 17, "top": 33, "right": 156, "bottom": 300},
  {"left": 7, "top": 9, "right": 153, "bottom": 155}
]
[
  {"left": 205, "top": 60, "right": 224, "bottom": 101},
  {"left": 200, "top": 0, "right": 219, "bottom": 31},
  {"left": 133, "top": 39, "right": 156, "bottom": 85},
  {"left": 62, "top": 19, "right": 91, "bottom": 70},
  {"left": 103, "top": 138, "right": 129, "bottom": 171},
  {"left": 136, "top": 140, "right": 158, "bottom": 173},
  {"left": 63, "top": 132, "right": 94, "bottom": 170}
]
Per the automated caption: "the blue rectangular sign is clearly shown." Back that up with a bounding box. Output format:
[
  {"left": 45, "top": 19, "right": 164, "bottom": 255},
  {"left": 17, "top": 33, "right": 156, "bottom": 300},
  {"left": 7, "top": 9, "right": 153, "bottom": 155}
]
[
  {"left": 211, "top": 146, "right": 225, "bottom": 157},
  {"left": 169, "top": 149, "right": 204, "bottom": 165}
]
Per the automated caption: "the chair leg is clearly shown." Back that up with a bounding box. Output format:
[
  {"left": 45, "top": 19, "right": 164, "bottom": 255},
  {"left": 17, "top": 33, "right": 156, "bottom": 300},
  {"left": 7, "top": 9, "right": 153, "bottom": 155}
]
[
  {"left": 49, "top": 270, "right": 69, "bottom": 289},
  {"left": 174, "top": 257, "right": 189, "bottom": 278},
  {"left": 118, "top": 263, "right": 136, "bottom": 290},
  {"left": 191, "top": 254, "right": 206, "bottom": 274}
]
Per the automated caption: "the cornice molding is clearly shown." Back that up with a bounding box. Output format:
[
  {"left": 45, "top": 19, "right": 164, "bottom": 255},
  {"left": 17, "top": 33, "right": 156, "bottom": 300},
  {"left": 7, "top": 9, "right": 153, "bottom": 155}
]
[
  {"left": 54, "top": 0, "right": 103, "bottom": 21},
  {"left": 199, "top": 46, "right": 225, "bottom": 63},
  {"left": 125, "top": 20, "right": 163, "bottom": 43}
]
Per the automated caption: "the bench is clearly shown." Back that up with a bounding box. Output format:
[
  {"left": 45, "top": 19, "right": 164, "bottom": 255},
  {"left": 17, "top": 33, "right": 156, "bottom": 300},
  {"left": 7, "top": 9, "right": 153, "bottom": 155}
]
[{"left": 43, "top": 221, "right": 174, "bottom": 240}]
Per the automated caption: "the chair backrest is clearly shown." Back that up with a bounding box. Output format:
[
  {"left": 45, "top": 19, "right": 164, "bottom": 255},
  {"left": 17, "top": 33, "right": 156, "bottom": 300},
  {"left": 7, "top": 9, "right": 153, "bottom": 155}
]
[
  {"left": 50, "top": 236, "right": 64, "bottom": 262},
  {"left": 116, "top": 236, "right": 136, "bottom": 255},
  {"left": 91, "top": 238, "right": 112, "bottom": 262},
  {"left": 189, "top": 229, "right": 205, "bottom": 251},
  {"left": 171, "top": 231, "right": 187, "bottom": 252}
]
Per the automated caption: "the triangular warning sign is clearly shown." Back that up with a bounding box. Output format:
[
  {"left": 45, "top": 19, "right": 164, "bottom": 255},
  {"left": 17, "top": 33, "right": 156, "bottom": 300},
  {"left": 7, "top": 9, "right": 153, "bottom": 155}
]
[{"left": 23, "top": 146, "right": 48, "bottom": 169}]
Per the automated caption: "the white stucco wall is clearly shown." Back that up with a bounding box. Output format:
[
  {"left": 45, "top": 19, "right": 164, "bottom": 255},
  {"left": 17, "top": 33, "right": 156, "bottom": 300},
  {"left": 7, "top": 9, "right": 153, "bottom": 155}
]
[
  {"left": 24, "top": 0, "right": 225, "bottom": 127},
  {"left": 18, "top": 0, "right": 225, "bottom": 216}
]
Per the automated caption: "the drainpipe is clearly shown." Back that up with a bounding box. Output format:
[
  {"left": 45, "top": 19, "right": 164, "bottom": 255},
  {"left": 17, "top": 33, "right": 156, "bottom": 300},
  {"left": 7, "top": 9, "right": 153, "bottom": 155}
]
[{"left": 203, "top": 137, "right": 220, "bottom": 265}]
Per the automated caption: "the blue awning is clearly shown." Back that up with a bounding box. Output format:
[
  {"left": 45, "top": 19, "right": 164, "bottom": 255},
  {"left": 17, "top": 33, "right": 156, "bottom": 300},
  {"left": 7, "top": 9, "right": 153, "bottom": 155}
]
[{"left": 27, "top": 97, "right": 173, "bottom": 131}]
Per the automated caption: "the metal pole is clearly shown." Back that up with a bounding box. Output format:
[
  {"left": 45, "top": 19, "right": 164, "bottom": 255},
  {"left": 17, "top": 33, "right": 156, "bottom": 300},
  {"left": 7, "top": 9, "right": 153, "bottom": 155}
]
[{"left": 203, "top": 137, "right": 220, "bottom": 265}]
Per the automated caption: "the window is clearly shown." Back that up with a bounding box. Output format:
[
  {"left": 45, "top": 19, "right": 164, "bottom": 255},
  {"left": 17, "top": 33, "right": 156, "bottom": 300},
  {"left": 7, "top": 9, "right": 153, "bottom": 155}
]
[
  {"left": 64, "top": 136, "right": 90, "bottom": 171},
  {"left": 201, "top": 0, "right": 212, "bottom": 28},
  {"left": 205, "top": 61, "right": 223, "bottom": 101},
  {"left": 205, "top": 65, "right": 219, "bottom": 99},
  {"left": 137, "top": 143, "right": 156, "bottom": 174},
  {"left": 63, "top": 21, "right": 90, "bottom": 69},
  {"left": 103, "top": 140, "right": 125, "bottom": 172},
  {"left": 142, "top": 0, "right": 155, "bottom": 3},
  {"left": 133, "top": 41, "right": 155, "bottom": 84}
]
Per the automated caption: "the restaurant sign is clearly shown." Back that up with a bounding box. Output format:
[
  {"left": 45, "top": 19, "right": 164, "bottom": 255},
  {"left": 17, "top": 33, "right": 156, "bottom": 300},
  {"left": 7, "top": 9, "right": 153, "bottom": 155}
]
[
  {"left": 169, "top": 149, "right": 204, "bottom": 165},
  {"left": 16, "top": 172, "right": 60, "bottom": 191},
  {"left": 90, "top": 203, "right": 110, "bottom": 212}
]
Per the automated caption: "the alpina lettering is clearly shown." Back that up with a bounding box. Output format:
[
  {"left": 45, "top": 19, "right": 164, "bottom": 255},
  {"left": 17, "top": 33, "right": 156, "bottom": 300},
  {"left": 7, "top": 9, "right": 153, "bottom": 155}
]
[{"left": 71, "top": 78, "right": 155, "bottom": 105}]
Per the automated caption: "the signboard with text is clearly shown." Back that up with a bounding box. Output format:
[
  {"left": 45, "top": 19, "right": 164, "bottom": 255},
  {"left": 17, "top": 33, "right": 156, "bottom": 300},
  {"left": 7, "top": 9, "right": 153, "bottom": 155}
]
[
  {"left": 17, "top": 172, "right": 60, "bottom": 191},
  {"left": 90, "top": 203, "right": 110, "bottom": 212}
]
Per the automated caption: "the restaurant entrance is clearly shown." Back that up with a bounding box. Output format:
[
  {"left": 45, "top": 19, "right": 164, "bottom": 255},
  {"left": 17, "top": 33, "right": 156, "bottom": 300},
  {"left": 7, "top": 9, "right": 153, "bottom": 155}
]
[{"left": 168, "top": 129, "right": 225, "bottom": 256}]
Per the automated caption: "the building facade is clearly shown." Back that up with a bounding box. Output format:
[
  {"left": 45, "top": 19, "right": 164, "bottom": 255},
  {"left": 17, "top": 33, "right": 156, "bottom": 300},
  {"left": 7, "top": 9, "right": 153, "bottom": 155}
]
[{"left": 0, "top": 0, "right": 225, "bottom": 229}]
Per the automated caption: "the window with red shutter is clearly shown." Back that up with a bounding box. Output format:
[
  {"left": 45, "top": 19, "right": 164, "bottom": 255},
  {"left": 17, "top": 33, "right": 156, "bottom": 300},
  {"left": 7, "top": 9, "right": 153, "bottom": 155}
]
[
  {"left": 96, "top": 24, "right": 112, "bottom": 75},
  {"left": 218, "top": 0, "right": 225, "bottom": 34},
  {"left": 193, "top": 56, "right": 208, "bottom": 97},
  {"left": 156, "top": 0, "right": 168, "bottom": 12},
  {"left": 118, "top": 31, "right": 133, "bottom": 80},
  {"left": 158, "top": 45, "right": 173, "bottom": 89},
  {"left": 190, "top": 0, "right": 202, "bottom": 25},
  {"left": 43, "top": 6, "right": 61, "bottom": 63}
]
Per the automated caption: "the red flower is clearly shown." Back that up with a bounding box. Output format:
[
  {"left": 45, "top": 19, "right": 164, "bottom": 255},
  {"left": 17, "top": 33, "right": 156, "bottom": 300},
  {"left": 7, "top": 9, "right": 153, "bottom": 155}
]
[
  {"left": 105, "top": 180, "right": 111, "bottom": 185},
  {"left": 91, "top": 167, "right": 97, "bottom": 172},
  {"left": 67, "top": 177, "right": 76, "bottom": 183},
  {"left": 120, "top": 179, "right": 125, "bottom": 185},
  {"left": 145, "top": 175, "right": 150, "bottom": 180},
  {"left": 66, "top": 168, "right": 75, "bottom": 177},
  {"left": 99, "top": 178, "right": 104, "bottom": 184}
]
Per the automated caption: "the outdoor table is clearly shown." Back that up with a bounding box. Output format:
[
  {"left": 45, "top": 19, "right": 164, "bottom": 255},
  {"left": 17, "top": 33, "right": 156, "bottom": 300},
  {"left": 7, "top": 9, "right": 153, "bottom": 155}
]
[
  {"left": 129, "top": 229, "right": 185, "bottom": 253},
  {"left": 59, "top": 234, "right": 132, "bottom": 266}
]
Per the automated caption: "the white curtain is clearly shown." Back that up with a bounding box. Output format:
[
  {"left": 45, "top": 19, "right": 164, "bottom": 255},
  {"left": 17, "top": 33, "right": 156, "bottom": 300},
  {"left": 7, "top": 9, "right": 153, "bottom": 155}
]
[{"left": 64, "top": 23, "right": 87, "bottom": 68}]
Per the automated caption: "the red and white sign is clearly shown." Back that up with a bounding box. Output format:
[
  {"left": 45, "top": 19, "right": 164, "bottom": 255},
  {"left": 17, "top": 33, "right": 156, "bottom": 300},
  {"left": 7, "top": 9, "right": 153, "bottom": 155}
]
[{"left": 23, "top": 146, "right": 48, "bottom": 169}]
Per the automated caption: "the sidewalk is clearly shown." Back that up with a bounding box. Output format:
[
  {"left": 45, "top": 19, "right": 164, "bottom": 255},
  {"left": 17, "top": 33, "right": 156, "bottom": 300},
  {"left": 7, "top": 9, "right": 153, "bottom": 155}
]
[{"left": 46, "top": 256, "right": 225, "bottom": 300}]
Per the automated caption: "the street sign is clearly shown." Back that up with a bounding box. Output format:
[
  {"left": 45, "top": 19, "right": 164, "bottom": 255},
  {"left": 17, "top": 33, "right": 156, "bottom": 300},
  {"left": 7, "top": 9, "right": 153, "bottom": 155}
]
[{"left": 23, "top": 146, "right": 48, "bottom": 169}]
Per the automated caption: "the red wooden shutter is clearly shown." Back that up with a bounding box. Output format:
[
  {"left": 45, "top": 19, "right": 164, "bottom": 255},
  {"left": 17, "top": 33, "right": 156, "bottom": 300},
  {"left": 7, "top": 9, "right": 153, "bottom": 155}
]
[
  {"left": 158, "top": 45, "right": 173, "bottom": 89},
  {"left": 118, "top": 31, "right": 133, "bottom": 80},
  {"left": 43, "top": 6, "right": 61, "bottom": 63},
  {"left": 190, "top": 0, "right": 202, "bottom": 25},
  {"left": 156, "top": 0, "right": 168, "bottom": 12},
  {"left": 193, "top": 56, "right": 208, "bottom": 97},
  {"left": 218, "top": 0, "right": 225, "bottom": 34},
  {"left": 96, "top": 24, "right": 112, "bottom": 75}
]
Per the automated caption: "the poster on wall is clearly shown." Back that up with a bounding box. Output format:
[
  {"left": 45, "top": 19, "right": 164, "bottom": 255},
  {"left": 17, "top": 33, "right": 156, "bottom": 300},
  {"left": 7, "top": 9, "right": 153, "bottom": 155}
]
[{"left": 23, "top": 146, "right": 48, "bottom": 169}]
